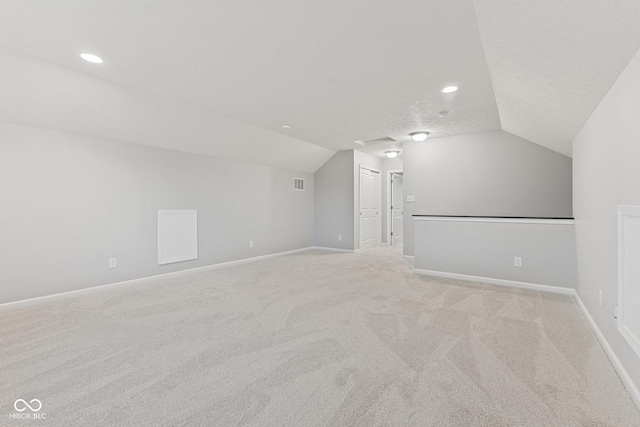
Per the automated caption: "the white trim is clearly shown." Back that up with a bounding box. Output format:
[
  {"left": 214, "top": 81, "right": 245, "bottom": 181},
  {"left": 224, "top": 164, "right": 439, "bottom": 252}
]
[
  {"left": 386, "top": 169, "right": 403, "bottom": 245},
  {"left": 358, "top": 165, "right": 382, "bottom": 250},
  {"left": 617, "top": 205, "right": 640, "bottom": 360},
  {"left": 358, "top": 165, "right": 381, "bottom": 174},
  {"left": 575, "top": 294, "right": 640, "bottom": 410},
  {"left": 413, "top": 269, "right": 575, "bottom": 295},
  {"left": 617, "top": 205, "right": 640, "bottom": 216},
  {"left": 0, "top": 247, "right": 314, "bottom": 309},
  {"left": 619, "top": 326, "right": 640, "bottom": 361},
  {"left": 403, "top": 255, "right": 414, "bottom": 261},
  {"left": 413, "top": 216, "right": 574, "bottom": 225},
  {"left": 311, "top": 246, "right": 355, "bottom": 253}
]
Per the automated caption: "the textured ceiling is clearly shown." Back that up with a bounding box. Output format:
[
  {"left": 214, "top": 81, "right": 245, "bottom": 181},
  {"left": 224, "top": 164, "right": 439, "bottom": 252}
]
[
  {"left": 0, "top": 0, "right": 639, "bottom": 167},
  {"left": 473, "top": 0, "right": 640, "bottom": 156}
]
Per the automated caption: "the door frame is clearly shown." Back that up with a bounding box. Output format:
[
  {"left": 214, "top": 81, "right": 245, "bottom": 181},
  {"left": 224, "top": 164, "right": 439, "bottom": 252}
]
[
  {"left": 358, "top": 165, "right": 382, "bottom": 250},
  {"left": 386, "top": 169, "right": 403, "bottom": 245}
]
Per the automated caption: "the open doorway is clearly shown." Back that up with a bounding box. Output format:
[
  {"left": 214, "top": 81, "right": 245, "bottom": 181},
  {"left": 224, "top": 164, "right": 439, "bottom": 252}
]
[{"left": 388, "top": 172, "right": 403, "bottom": 246}]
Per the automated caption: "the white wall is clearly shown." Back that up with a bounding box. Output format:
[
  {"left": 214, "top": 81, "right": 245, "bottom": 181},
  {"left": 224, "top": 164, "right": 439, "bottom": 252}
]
[
  {"left": 314, "top": 149, "right": 383, "bottom": 250},
  {"left": 314, "top": 150, "right": 355, "bottom": 250},
  {"left": 574, "top": 47, "right": 640, "bottom": 397},
  {"left": 0, "top": 49, "right": 335, "bottom": 174},
  {"left": 414, "top": 218, "right": 577, "bottom": 289},
  {"left": 403, "top": 130, "right": 573, "bottom": 255},
  {"left": 0, "top": 122, "right": 314, "bottom": 304}
]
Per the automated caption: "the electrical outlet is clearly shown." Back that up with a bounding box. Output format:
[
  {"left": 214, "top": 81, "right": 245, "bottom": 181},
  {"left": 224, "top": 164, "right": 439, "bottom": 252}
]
[
  {"left": 249, "top": 240, "right": 254, "bottom": 248},
  {"left": 338, "top": 235, "right": 342, "bottom": 241},
  {"left": 599, "top": 290, "right": 603, "bottom": 308},
  {"left": 514, "top": 257, "right": 522, "bottom": 267},
  {"left": 109, "top": 258, "right": 117, "bottom": 269}
]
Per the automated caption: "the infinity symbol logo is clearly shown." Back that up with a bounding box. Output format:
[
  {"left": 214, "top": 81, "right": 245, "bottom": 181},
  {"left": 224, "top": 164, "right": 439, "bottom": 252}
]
[{"left": 14, "top": 399, "right": 42, "bottom": 412}]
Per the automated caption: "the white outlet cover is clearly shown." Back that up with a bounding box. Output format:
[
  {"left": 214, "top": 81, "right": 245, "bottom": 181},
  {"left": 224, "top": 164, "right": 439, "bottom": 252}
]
[
  {"left": 406, "top": 195, "right": 416, "bottom": 203},
  {"left": 109, "top": 258, "right": 117, "bottom": 268}
]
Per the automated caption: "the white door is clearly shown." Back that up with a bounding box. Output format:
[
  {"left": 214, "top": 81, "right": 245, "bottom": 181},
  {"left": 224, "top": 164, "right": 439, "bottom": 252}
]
[
  {"left": 360, "top": 167, "right": 381, "bottom": 249},
  {"left": 391, "top": 173, "right": 403, "bottom": 246}
]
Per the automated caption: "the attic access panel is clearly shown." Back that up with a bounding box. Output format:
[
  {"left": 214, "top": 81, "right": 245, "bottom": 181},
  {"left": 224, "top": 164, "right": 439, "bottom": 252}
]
[
  {"left": 158, "top": 210, "right": 198, "bottom": 265},
  {"left": 618, "top": 205, "right": 640, "bottom": 360}
]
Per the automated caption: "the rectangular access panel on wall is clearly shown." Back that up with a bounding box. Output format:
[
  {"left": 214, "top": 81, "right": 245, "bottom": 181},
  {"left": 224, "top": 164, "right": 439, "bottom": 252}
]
[
  {"left": 158, "top": 210, "right": 198, "bottom": 265},
  {"left": 618, "top": 205, "right": 640, "bottom": 359}
]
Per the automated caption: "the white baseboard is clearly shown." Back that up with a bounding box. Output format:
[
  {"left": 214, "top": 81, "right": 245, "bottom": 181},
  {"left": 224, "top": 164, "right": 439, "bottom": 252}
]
[
  {"left": 403, "top": 255, "right": 414, "bottom": 261},
  {"left": 311, "top": 246, "right": 355, "bottom": 253},
  {"left": 574, "top": 294, "right": 640, "bottom": 410},
  {"left": 0, "top": 247, "right": 314, "bottom": 309},
  {"left": 413, "top": 268, "right": 575, "bottom": 295}
]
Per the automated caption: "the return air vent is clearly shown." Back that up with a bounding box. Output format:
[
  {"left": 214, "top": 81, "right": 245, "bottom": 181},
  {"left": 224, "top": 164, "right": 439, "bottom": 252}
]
[
  {"left": 293, "top": 178, "right": 305, "bottom": 191},
  {"left": 359, "top": 137, "right": 397, "bottom": 146}
]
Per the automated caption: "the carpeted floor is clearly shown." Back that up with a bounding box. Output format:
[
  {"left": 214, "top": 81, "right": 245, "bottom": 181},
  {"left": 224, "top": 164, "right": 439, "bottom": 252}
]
[{"left": 1, "top": 246, "right": 639, "bottom": 426}]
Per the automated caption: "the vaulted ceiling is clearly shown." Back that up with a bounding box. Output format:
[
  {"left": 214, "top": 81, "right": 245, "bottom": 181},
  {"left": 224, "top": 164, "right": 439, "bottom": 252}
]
[{"left": 1, "top": 0, "right": 639, "bottom": 171}]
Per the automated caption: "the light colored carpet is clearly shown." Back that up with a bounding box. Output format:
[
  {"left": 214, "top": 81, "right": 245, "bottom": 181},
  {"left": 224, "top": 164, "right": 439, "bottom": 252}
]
[{"left": 1, "top": 246, "right": 639, "bottom": 426}]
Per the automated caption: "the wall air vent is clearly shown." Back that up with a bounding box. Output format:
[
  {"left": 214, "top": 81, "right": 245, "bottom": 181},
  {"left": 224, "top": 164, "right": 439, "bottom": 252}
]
[{"left": 293, "top": 178, "right": 305, "bottom": 191}]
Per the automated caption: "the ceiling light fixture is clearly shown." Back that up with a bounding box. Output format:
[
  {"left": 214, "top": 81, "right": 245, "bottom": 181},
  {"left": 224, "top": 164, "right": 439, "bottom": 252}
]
[
  {"left": 281, "top": 124, "right": 292, "bottom": 129},
  {"left": 410, "top": 131, "right": 430, "bottom": 142},
  {"left": 384, "top": 150, "right": 401, "bottom": 159},
  {"left": 442, "top": 86, "right": 458, "bottom": 93},
  {"left": 80, "top": 53, "right": 103, "bottom": 64}
]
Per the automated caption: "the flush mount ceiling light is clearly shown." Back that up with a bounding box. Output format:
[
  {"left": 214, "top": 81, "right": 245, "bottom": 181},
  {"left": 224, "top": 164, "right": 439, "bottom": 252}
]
[
  {"left": 80, "top": 53, "right": 103, "bottom": 64},
  {"left": 409, "top": 131, "right": 430, "bottom": 142},
  {"left": 281, "top": 124, "right": 292, "bottom": 129},
  {"left": 442, "top": 85, "right": 458, "bottom": 93},
  {"left": 384, "top": 150, "right": 401, "bottom": 159}
]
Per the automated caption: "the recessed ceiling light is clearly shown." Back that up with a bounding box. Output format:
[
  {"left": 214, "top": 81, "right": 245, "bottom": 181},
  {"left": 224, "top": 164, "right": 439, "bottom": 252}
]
[
  {"left": 410, "top": 131, "right": 430, "bottom": 142},
  {"left": 281, "top": 124, "right": 292, "bottom": 129},
  {"left": 384, "top": 150, "right": 401, "bottom": 159},
  {"left": 80, "top": 53, "right": 103, "bottom": 64},
  {"left": 442, "top": 86, "right": 458, "bottom": 93}
]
